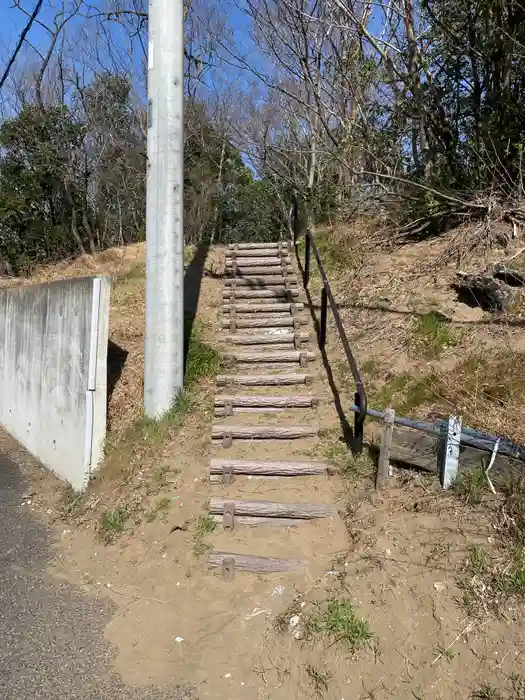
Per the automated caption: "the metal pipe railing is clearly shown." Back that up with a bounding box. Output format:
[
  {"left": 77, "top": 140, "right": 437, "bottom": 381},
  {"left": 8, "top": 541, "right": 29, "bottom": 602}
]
[
  {"left": 292, "top": 196, "right": 367, "bottom": 452},
  {"left": 291, "top": 195, "right": 525, "bottom": 464}
]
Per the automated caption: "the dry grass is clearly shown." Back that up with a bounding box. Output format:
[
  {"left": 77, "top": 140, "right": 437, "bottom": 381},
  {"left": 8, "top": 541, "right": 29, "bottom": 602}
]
[{"left": 309, "top": 218, "right": 525, "bottom": 448}]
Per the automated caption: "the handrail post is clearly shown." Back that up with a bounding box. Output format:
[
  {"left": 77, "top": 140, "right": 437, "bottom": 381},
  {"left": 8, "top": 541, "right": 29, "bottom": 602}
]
[
  {"left": 304, "top": 233, "right": 311, "bottom": 288},
  {"left": 292, "top": 194, "right": 299, "bottom": 248},
  {"left": 319, "top": 286, "right": 327, "bottom": 350},
  {"left": 354, "top": 391, "right": 364, "bottom": 454}
]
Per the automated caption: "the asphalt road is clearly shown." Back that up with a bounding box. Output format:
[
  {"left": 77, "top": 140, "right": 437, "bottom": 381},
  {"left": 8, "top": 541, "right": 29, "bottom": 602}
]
[{"left": 0, "top": 450, "right": 196, "bottom": 700}]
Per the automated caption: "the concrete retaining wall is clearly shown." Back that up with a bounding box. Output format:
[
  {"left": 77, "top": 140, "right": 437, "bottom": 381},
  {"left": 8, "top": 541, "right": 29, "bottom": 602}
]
[{"left": 0, "top": 276, "right": 111, "bottom": 490}]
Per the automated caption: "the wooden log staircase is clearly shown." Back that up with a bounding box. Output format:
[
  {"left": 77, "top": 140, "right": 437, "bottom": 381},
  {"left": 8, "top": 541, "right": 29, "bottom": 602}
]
[{"left": 206, "top": 241, "right": 346, "bottom": 577}]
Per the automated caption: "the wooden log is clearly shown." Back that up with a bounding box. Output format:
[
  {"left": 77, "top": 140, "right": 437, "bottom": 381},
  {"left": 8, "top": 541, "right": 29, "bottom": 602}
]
[
  {"left": 226, "top": 249, "right": 288, "bottom": 258},
  {"left": 226, "top": 257, "right": 291, "bottom": 267},
  {"left": 388, "top": 427, "right": 525, "bottom": 484},
  {"left": 208, "top": 550, "right": 305, "bottom": 573},
  {"left": 227, "top": 242, "right": 286, "bottom": 249},
  {"left": 226, "top": 351, "right": 315, "bottom": 364},
  {"left": 210, "top": 458, "right": 330, "bottom": 476},
  {"left": 226, "top": 266, "right": 293, "bottom": 276},
  {"left": 216, "top": 373, "right": 312, "bottom": 387},
  {"left": 211, "top": 515, "right": 300, "bottom": 528},
  {"left": 212, "top": 425, "right": 317, "bottom": 440},
  {"left": 234, "top": 362, "right": 303, "bottom": 371},
  {"left": 221, "top": 317, "right": 306, "bottom": 328},
  {"left": 224, "top": 276, "right": 298, "bottom": 286},
  {"left": 452, "top": 272, "right": 511, "bottom": 311},
  {"left": 215, "top": 395, "right": 318, "bottom": 408},
  {"left": 214, "top": 407, "right": 285, "bottom": 417},
  {"left": 230, "top": 344, "right": 294, "bottom": 352},
  {"left": 222, "top": 288, "right": 299, "bottom": 299},
  {"left": 209, "top": 497, "right": 334, "bottom": 519},
  {"left": 224, "top": 332, "right": 309, "bottom": 345},
  {"left": 233, "top": 344, "right": 295, "bottom": 352},
  {"left": 209, "top": 473, "right": 282, "bottom": 483},
  {"left": 222, "top": 302, "right": 303, "bottom": 313}
]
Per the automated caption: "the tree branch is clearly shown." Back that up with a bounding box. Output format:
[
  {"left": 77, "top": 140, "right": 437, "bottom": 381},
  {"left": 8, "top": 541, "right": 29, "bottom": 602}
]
[{"left": 0, "top": 0, "right": 44, "bottom": 90}]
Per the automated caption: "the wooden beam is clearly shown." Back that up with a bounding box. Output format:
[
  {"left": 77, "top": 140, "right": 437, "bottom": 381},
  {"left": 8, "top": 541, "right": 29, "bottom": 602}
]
[
  {"left": 214, "top": 406, "right": 285, "bottom": 417},
  {"left": 208, "top": 497, "right": 335, "bottom": 519},
  {"left": 225, "top": 351, "right": 315, "bottom": 363},
  {"left": 215, "top": 395, "right": 318, "bottom": 408},
  {"left": 212, "top": 425, "right": 318, "bottom": 441},
  {"left": 208, "top": 551, "right": 305, "bottom": 573},
  {"left": 216, "top": 373, "right": 312, "bottom": 387},
  {"left": 223, "top": 332, "right": 310, "bottom": 345},
  {"left": 226, "top": 266, "right": 293, "bottom": 276},
  {"left": 234, "top": 362, "right": 304, "bottom": 371},
  {"left": 228, "top": 344, "right": 296, "bottom": 352},
  {"left": 221, "top": 317, "right": 306, "bottom": 328},
  {"left": 227, "top": 242, "right": 287, "bottom": 249},
  {"left": 211, "top": 515, "right": 300, "bottom": 528},
  {"left": 222, "top": 302, "right": 304, "bottom": 313},
  {"left": 210, "top": 458, "right": 330, "bottom": 476},
  {"left": 224, "top": 276, "right": 298, "bottom": 286},
  {"left": 222, "top": 288, "right": 299, "bottom": 298},
  {"left": 226, "top": 257, "right": 292, "bottom": 267},
  {"left": 389, "top": 428, "right": 525, "bottom": 484},
  {"left": 226, "top": 249, "right": 288, "bottom": 258}
]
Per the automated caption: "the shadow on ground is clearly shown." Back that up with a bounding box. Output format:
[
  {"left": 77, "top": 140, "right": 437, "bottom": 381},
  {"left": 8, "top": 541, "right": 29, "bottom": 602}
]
[
  {"left": 294, "top": 252, "right": 357, "bottom": 451},
  {"left": 183, "top": 243, "right": 209, "bottom": 370},
  {"left": 107, "top": 339, "right": 129, "bottom": 405}
]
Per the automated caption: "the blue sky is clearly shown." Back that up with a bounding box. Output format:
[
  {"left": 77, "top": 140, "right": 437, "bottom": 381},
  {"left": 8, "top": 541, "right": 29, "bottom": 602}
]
[
  {"left": 0, "top": 1, "right": 59, "bottom": 60},
  {"left": 0, "top": 0, "right": 257, "bottom": 105}
]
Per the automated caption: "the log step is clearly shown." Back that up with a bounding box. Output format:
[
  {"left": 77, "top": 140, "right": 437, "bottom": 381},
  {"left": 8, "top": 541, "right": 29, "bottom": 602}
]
[
  {"left": 208, "top": 550, "right": 305, "bottom": 573},
  {"left": 215, "top": 395, "right": 319, "bottom": 408},
  {"left": 232, "top": 344, "right": 294, "bottom": 352},
  {"left": 209, "top": 497, "right": 334, "bottom": 519},
  {"left": 212, "top": 425, "right": 318, "bottom": 442},
  {"left": 232, "top": 344, "right": 293, "bottom": 352},
  {"left": 222, "top": 288, "right": 299, "bottom": 299},
  {"left": 227, "top": 242, "right": 287, "bottom": 249},
  {"left": 214, "top": 407, "right": 285, "bottom": 417},
  {"left": 226, "top": 266, "right": 293, "bottom": 276},
  {"left": 224, "top": 277, "right": 298, "bottom": 287},
  {"left": 216, "top": 373, "right": 312, "bottom": 386},
  {"left": 211, "top": 515, "right": 299, "bottom": 527},
  {"left": 221, "top": 317, "right": 306, "bottom": 329},
  {"left": 210, "top": 458, "right": 330, "bottom": 476},
  {"left": 223, "top": 332, "right": 310, "bottom": 345},
  {"left": 225, "top": 351, "right": 315, "bottom": 364},
  {"left": 222, "top": 302, "right": 304, "bottom": 313},
  {"left": 226, "top": 249, "right": 288, "bottom": 258},
  {"left": 235, "top": 362, "right": 303, "bottom": 371},
  {"left": 226, "top": 257, "right": 291, "bottom": 267}
]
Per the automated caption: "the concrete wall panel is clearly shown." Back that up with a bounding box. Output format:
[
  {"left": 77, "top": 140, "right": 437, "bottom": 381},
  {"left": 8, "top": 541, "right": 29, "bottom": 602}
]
[{"left": 0, "top": 276, "right": 111, "bottom": 490}]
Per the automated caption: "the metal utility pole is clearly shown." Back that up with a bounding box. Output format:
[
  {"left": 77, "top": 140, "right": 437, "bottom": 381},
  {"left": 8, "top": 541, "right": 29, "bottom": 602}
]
[{"left": 144, "top": 0, "right": 185, "bottom": 418}]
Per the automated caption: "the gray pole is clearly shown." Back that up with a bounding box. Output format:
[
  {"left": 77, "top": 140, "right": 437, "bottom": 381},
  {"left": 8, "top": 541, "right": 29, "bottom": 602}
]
[{"left": 144, "top": 0, "right": 185, "bottom": 418}]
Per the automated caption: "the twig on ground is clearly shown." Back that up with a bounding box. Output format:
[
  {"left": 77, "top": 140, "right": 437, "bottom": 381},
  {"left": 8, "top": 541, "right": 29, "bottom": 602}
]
[
  {"left": 507, "top": 246, "right": 525, "bottom": 263},
  {"left": 106, "top": 584, "right": 168, "bottom": 604},
  {"left": 431, "top": 621, "right": 478, "bottom": 665}
]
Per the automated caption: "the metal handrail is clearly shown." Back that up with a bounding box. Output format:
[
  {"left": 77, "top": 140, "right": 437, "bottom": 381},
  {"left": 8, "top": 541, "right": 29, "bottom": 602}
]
[
  {"left": 292, "top": 196, "right": 368, "bottom": 451},
  {"left": 291, "top": 199, "right": 525, "bottom": 468}
]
